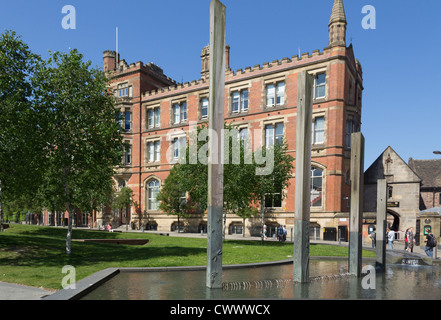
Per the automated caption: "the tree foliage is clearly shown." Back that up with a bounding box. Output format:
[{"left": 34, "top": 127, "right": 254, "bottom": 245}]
[
  {"left": 0, "top": 33, "right": 125, "bottom": 251},
  {"left": 30, "top": 49, "right": 124, "bottom": 253},
  {"left": 157, "top": 123, "right": 294, "bottom": 239},
  {"left": 0, "top": 30, "right": 46, "bottom": 203}
]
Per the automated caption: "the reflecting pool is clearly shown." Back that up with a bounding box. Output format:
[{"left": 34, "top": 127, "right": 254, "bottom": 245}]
[{"left": 81, "top": 260, "right": 441, "bottom": 300}]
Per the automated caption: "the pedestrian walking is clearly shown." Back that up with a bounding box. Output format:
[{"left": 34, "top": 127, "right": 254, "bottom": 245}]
[
  {"left": 406, "top": 227, "right": 415, "bottom": 253},
  {"left": 404, "top": 228, "right": 409, "bottom": 251},
  {"left": 387, "top": 228, "right": 395, "bottom": 250},
  {"left": 277, "top": 225, "right": 283, "bottom": 242},
  {"left": 369, "top": 228, "right": 376, "bottom": 248},
  {"left": 424, "top": 230, "right": 437, "bottom": 257}
]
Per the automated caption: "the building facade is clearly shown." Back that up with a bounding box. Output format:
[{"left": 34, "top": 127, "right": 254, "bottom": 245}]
[
  {"left": 408, "top": 158, "right": 441, "bottom": 210},
  {"left": 98, "top": 0, "right": 364, "bottom": 238},
  {"left": 363, "top": 147, "right": 421, "bottom": 237}
]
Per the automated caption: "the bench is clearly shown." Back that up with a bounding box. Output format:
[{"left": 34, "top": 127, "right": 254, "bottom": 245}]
[{"left": 74, "top": 239, "right": 149, "bottom": 246}]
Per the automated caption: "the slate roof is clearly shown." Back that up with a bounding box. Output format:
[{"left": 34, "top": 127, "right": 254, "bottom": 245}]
[{"left": 408, "top": 158, "right": 441, "bottom": 188}]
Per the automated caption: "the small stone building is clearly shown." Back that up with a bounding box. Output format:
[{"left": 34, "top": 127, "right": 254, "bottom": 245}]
[{"left": 363, "top": 146, "right": 421, "bottom": 237}]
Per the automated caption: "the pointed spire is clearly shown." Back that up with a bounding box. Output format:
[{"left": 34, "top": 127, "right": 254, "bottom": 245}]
[
  {"left": 328, "top": 0, "right": 347, "bottom": 47},
  {"left": 329, "top": 0, "right": 347, "bottom": 26}
]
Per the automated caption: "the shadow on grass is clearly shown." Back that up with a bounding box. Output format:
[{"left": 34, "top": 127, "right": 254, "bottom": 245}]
[
  {"left": 0, "top": 225, "right": 207, "bottom": 269},
  {"left": 224, "top": 239, "right": 291, "bottom": 247}
]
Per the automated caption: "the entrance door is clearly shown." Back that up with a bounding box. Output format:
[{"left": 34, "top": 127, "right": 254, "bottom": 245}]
[{"left": 121, "top": 206, "right": 131, "bottom": 225}]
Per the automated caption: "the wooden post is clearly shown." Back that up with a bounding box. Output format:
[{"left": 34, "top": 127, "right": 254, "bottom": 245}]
[
  {"left": 349, "top": 132, "right": 365, "bottom": 277},
  {"left": 293, "top": 71, "right": 313, "bottom": 283},
  {"left": 206, "top": 0, "right": 226, "bottom": 290},
  {"left": 376, "top": 179, "right": 387, "bottom": 271}
]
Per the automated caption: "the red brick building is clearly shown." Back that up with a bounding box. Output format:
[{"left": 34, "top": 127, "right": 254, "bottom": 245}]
[{"left": 97, "top": 0, "right": 363, "bottom": 238}]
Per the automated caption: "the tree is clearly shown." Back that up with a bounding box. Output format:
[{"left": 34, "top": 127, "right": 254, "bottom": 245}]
[
  {"left": 157, "top": 166, "right": 189, "bottom": 233},
  {"left": 157, "top": 123, "right": 291, "bottom": 240},
  {"left": 253, "top": 142, "right": 294, "bottom": 245},
  {"left": 32, "top": 49, "right": 124, "bottom": 254},
  {"left": 112, "top": 186, "right": 134, "bottom": 230},
  {"left": 0, "top": 30, "right": 45, "bottom": 231}
]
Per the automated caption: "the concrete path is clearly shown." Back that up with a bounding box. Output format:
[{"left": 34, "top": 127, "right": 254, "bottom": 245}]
[{"left": 0, "top": 282, "right": 54, "bottom": 300}]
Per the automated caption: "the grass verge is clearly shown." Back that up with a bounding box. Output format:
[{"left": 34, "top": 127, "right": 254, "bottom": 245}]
[{"left": 0, "top": 224, "right": 375, "bottom": 290}]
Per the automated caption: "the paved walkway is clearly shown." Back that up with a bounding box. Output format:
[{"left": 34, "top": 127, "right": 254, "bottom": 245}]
[
  {"left": 0, "top": 282, "right": 54, "bottom": 300},
  {"left": 0, "top": 228, "right": 437, "bottom": 300}
]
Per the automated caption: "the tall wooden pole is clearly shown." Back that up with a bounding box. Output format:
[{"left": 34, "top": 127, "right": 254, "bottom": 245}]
[
  {"left": 293, "top": 71, "right": 313, "bottom": 283},
  {"left": 349, "top": 132, "right": 365, "bottom": 277},
  {"left": 206, "top": 0, "right": 226, "bottom": 289},
  {"left": 376, "top": 179, "right": 387, "bottom": 271}
]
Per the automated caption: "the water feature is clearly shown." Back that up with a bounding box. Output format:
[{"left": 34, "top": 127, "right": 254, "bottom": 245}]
[{"left": 80, "top": 260, "right": 441, "bottom": 300}]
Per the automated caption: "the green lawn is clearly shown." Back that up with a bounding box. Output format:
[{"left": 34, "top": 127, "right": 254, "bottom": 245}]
[{"left": 0, "top": 224, "right": 375, "bottom": 290}]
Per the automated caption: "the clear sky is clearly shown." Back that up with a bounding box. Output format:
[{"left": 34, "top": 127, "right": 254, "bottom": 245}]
[{"left": 1, "top": 0, "right": 441, "bottom": 167}]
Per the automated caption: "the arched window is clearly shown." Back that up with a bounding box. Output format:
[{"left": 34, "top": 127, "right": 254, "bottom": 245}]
[
  {"left": 148, "top": 179, "right": 160, "bottom": 210},
  {"left": 311, "top": 167, "right": 323, "bottom": 207}
]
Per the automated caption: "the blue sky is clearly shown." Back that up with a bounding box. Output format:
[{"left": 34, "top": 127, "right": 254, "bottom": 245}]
[{"left": 1, "top": 0, "right": 441, "bottom": 167}]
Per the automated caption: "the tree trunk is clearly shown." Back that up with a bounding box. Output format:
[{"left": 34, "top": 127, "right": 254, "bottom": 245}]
[
  {"left": 243, "top": 218, "right": 246, "bottom": 238},
  {"left": 0, "top": 181, "right": 3, "bottom": 233},
  {"left": 66, "top": 206, "right": 73, "bottom": 255},
  {"left": 261, "top": 195, "right": 265, "bottom": 246},
  {"left": 63, "top": 166, "right": 73, "bottom": 255}
]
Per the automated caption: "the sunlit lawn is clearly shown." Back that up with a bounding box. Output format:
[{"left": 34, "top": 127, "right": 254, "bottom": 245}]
[{"left": 0, "top": 224, "right": 374, "bottom": 290}]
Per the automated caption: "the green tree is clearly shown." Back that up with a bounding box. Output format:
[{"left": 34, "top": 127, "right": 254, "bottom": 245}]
[
  {"left": 32, "top": 49, "right": 124, "bottom": 254},
  {"left": 157, "top": 124, "right": 292, "bottom": 240},
  {"left": 112, "top": 186, "right": 134, "bottom": 230},
  {"left": 253, "top": 142, "right": 294, "bottom": 244},
  {"left": 157, "top": 165, "right": 189, "bottom": 233},
  {"left": 0, "top": 30, "right": 46, "bottom": 230}
]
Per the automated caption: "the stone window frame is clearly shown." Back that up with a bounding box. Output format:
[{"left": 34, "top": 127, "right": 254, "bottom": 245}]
[
  {"left": 145, "top": 103, "right": 161, "bottom": 130},
  {"left": 228, "top": 83, "right": 250, "bottom": 116},
  {"left": 310, "top": 162, "right": 326, "bottom": 211},
  {"left": 116, "top": 82, "right": 133, "bottom": 98},
  {"left": 197, "top": 90, "right": 209, "bottom": 121},
  {"left": 308, "top": 68, "right": 327, "bottom": 101},
  {"left": 123, "top": 139, "right": 132, "bottom": 166},
  {"left": 168, "top": 132, "right": 187, "bottom": 164},
  {"left": 116, "top": 105, "right": 133, "bottom": 133},
  {"left": 263, "top": 118, "right": 285, "bottom": 148},
  {"left": 145, "top": 176, "right": 161, "bottom": 212},
  {"left": 263, "top": 76, "right": 286, "bottom": 109},
  {"left": 145, "top": 137, "right": 161, "bottom": 165},
  {"left": 171, "top": 98, "right": 188, "bottom": 126}
]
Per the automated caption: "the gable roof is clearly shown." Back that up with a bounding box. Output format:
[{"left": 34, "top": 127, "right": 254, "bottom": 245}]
[
  {"left": 364, "top": 146, "right": 421, "bottom": 184},
  {"left": 408, "top": 158, "right": 441, "bottom": 188}
]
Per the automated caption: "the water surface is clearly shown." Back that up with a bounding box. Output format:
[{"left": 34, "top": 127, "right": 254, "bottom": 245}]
[{"left": 81, "top": 261, "right": 441, "bottom": 300}]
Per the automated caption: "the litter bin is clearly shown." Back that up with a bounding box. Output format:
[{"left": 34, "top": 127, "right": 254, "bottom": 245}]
[
  {"left": 338, "top": 226, "right": 348, "bottom": 242},
  {"left": 323, "top": 227, "right": 337, "bottom": 241}
]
